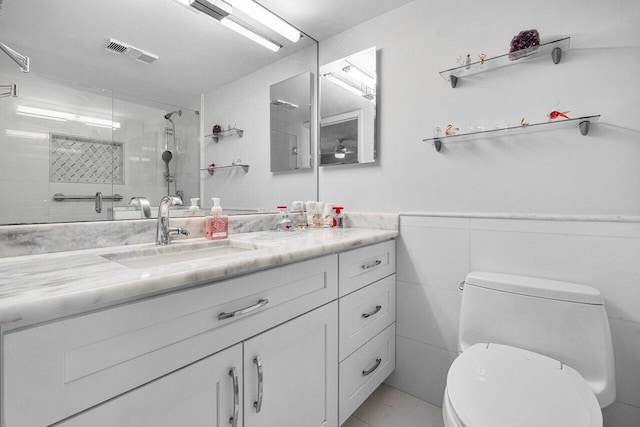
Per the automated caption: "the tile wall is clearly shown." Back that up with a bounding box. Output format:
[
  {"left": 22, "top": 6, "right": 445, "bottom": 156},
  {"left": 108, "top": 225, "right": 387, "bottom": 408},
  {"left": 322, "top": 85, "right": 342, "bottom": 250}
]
[{"left": 386, "top": 214, "right": 640, "bottom": 426}]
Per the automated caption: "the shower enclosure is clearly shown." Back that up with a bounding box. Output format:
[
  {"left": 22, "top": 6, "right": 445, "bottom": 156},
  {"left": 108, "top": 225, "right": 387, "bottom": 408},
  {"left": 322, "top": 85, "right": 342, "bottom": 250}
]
[{"left": 0, "top": 70, "right": 199, "bottom": 225}]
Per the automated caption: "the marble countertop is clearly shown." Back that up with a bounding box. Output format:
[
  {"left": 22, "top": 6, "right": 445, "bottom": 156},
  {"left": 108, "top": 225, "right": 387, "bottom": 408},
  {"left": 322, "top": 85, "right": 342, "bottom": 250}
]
[{"left": 0, "top": 228, "right": 397, "bottom": 330}]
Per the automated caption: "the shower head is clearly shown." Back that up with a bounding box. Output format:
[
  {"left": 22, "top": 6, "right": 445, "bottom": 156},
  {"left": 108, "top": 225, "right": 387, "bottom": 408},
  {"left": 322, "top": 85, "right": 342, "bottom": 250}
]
[{"left": 164, "top": 110, "right": 182, "bottom": 120}]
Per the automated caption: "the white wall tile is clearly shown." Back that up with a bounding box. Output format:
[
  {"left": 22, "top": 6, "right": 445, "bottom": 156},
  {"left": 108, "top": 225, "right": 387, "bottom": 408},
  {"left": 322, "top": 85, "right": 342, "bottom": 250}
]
[
  {"left": 609, "top": 318, "right": 640, "bottom": 408},
  {"left": 602, "top": 401, "right": 640, "bottom": 427},
  {"left": 385, "top": 336, "right": 457, "bottom": 406},
  {"left": 397, "top": 224, "right": 469, "bottom": 289},
  {"left": 469, "top": 229, "right": 640, "bottom": 323},
  {"left": 396, "top": 280, "right": 461, "bottom": 352}
]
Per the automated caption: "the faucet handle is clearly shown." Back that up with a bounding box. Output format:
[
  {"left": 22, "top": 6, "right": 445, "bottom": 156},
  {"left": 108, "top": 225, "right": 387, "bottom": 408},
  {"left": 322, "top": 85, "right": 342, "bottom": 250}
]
[{"left": 169, "top": 227, "right": 190, "bottom": 237}]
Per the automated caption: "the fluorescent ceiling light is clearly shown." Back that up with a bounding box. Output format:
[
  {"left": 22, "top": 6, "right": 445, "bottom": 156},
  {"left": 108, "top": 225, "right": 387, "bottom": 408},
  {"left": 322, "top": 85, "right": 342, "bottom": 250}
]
[
  {"left": 5, "top": 129, "right": 48, "bottom": 139},
  {"left": 230, "top": 0, "right": 301, "bottom": 42},
  {"left": 16, "top": 106, "right": 121, "bottom": 129},
  {"left": 221, "top": 17, "right": 281, "bottom": 52},
  {"left": 189, "top": 0, "right": 232, "bottom": 20}
]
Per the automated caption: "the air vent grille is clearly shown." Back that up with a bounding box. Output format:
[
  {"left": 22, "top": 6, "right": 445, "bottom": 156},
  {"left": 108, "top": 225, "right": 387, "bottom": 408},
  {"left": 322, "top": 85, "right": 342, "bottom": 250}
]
[{"left": 104, "top": 39, "right": 129, "bottom": 55}]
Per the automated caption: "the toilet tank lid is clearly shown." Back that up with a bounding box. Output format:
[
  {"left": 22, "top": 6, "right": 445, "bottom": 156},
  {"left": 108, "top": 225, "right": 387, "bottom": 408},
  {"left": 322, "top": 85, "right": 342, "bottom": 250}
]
[{"left": 465, "top": 272, "right": 603, "bottom": 305}]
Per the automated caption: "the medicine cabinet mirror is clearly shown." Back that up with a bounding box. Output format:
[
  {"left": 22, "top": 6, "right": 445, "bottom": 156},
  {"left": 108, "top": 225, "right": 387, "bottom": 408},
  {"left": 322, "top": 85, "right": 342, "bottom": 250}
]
[
  {"left": 270, "top": 71, "right": 313, "bottom": 172},
  {"left": 319, "top": 46, "right": 377, "bottom": 166}
]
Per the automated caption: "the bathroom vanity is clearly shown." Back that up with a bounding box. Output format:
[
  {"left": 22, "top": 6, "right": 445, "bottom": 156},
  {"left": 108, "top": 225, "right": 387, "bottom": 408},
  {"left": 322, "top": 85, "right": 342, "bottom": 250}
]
[{"left": 0, "top": 228, "right": 396, "bottom": 426}]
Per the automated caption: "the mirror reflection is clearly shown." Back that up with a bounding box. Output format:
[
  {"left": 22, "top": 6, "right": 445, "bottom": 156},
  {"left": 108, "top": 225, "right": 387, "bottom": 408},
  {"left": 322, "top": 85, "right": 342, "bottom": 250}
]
[
  {"left": 0, "top": 0, "right": 317, "bottom": 225},
  {"left": 319, "top": 46, "right": 376, "bottom": 166},
  {"left": 270, "top": 71, "right": 313, "bottom": 172}
]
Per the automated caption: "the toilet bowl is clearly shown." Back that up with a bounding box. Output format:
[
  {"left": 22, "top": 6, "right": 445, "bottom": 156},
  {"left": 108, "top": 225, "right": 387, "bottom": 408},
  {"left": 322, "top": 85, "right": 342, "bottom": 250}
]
[{"left": 443, "top": 343, "right": 602, "bottom": 427}]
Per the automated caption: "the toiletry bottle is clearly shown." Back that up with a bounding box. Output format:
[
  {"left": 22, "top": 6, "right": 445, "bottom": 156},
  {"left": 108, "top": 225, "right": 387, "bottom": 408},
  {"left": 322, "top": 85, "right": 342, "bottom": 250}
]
[
  {"left": 206, "top": 198, "right": 228, "bottom": 240},
  {"left": 189, "top": 198, "right": 200, "bottom": 216},
  {"left": 276, "top": 205, "right": 293, "bottom": 231},
  {"left": 332, "top": 206, "right": 344, "bottom": 228},
  {"left": 291, "top": 201, "right": 307, "bottom": 230}
]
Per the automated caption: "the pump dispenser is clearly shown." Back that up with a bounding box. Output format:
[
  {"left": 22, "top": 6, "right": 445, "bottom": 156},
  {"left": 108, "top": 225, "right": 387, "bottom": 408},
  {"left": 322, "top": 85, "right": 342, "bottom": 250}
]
[
  {"left": 276, "top": 205, "right": 293, "bottom": 231},
  {"left": 206, "top": 197, "right": 228, "bottom": 240},
  {"left": 332, "top": 206, "right": 344, "bottom": 228},
  {"left": 189, "top": 198, "right": 201, "bottom": 216}
]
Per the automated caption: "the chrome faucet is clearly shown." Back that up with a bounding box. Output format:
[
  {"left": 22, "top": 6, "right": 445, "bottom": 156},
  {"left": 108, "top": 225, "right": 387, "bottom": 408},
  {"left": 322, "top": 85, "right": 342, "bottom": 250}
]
[
  {"left": 156, "top": 196, "right": 189, "bottom": 245},
  {"left": 129, "top": 196, "right": 151, "bottom": 219}
]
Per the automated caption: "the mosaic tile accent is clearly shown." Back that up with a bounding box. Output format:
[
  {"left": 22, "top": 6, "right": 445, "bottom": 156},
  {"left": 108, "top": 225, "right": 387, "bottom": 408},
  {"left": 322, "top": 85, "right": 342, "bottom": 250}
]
[{"left": 50, "top": 134, "right": 124, "bottom": 184}]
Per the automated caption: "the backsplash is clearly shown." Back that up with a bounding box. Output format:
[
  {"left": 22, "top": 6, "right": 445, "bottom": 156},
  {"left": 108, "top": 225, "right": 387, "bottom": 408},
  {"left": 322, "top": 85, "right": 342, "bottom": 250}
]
[{"left": 0, "top": 212, "right": 398, "bottom": 258}]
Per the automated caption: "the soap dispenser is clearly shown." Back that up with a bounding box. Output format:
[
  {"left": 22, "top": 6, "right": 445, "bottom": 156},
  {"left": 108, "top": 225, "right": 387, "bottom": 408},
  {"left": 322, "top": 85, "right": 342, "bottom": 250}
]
[
  {"left": 276, "top": 205, "right": 293, "bottom": 231},
  {"left": 206, "top": 198, "right": 228, "bottom": 240},
  {"left": 189, "top": 198, "right": 201, "bottom": 216}
]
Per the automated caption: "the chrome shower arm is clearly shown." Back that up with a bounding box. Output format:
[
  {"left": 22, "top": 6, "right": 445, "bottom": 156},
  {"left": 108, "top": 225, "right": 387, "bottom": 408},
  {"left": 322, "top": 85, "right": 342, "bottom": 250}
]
[{"left": 0, "top": 41, "right": 29, "bottom": 73}]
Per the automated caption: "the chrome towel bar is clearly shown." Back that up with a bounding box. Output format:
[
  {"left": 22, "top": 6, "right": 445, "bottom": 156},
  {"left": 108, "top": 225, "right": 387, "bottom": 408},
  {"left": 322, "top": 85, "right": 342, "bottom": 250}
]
[{"left": 53, "top": 193, "right": 123, "bottom": 202}]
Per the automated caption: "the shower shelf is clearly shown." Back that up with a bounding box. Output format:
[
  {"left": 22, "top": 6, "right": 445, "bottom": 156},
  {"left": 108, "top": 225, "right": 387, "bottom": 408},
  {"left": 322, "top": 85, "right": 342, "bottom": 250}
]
[
  {"left": 201, "top": 164, "right": 250, "bottom": 175},
  {"left": 440, "top": 37, "right": 570, "bottom": 88},
  {"left": 422, "top": 114, "right": 600, "bottom": 152},
  {"left": 205, "top": 127, "right": 244, "bottom": 143}
]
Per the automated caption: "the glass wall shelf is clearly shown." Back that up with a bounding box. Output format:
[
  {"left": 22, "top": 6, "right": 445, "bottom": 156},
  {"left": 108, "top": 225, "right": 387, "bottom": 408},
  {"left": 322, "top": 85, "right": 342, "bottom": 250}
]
[
  {"left": 423, "top": 115, "right": 600, "bottom": 152},
  {"left": 201, "top": 164, "right": 250, "bottom": 175},
  {"left": 440, "top": 37, "right": 570, "bottom": 88},
  {"left": 205, "top": 127, "right": 244, "bottom": 143}
]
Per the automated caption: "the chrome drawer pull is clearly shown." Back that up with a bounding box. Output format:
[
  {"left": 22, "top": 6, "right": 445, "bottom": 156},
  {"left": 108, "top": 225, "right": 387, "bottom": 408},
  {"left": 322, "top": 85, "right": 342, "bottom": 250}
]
[
  {"left": 361, "top": 259, "right": 382, "bottom": 270},
  {"left": 362, "top": 358, "right": 382, "bottom": 376},
  {"left": 228, "top": 368, "right": 239, "bottom": 427},
  {"left": 362, "top": 305, "right": 382, "bottom": 319},
  {"left": 253, "top": 356, "right": 263, "bottom": 413},
  {"left": 218, "top": 299, "right": 269, "bottom": 320}
]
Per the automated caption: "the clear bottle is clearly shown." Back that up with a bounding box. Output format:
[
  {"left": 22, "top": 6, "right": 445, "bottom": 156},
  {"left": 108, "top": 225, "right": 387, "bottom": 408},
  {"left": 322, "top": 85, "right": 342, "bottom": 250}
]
[
  {"left": 205, "top": 197, "right": 228, "bottom": 240},
  {"left": 276, "top": 205, "right": 294, "bottom": 231},
  {"left": 189, "top": 198, "right": 201, "bottom": 216}
]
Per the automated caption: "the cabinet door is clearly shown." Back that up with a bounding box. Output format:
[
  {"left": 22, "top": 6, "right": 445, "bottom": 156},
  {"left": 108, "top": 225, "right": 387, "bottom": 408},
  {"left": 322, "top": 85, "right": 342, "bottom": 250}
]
[
  {"left": 244, "top": 301, "right": 338, "bottom": 427},
  {"left": 56, "top": 344, "right": 243, "bottom": 427}
]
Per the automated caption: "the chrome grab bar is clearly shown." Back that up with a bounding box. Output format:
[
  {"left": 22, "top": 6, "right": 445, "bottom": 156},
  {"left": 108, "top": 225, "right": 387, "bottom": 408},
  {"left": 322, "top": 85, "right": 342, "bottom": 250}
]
[
  {"left": 95, "top": 192, "right": 102, "bottom": 213},
  {"left": 218, "top": 299, "right": 269, "bottom": 320},
  {"left": 362, "top": 358, "right": 382, "bottom": 377},
  {"left": 361, "top": 259, "right": 382, "bottom": 270},
  {"left": 362, "top": 305, "right": 382, "bottom": 319},
  {"left": 53, "top": 193, "right": 123, "bottom": 202},
  {"left": 229, "top": 368, "right": 239, "bottom": 427},
  {"left": 253, "top": 356, "right": 263, "bottom": 413}
]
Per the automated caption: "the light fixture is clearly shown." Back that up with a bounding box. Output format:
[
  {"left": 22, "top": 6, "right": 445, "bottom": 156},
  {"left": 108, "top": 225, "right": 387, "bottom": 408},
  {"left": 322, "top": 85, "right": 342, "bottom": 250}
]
[
  {"left": 221, "top": 17, "right": 281, "bottom": 52},
  {"left": 334, "top": 139, "right": 348, "bottom": 159},
  {"left": 342, "top": 61, "right": 375, "bottom": 89},
  {"left": 189, "top": 0, "right": 282, "bottom": 52},
  {"left": 16, "top": 106, "right": 121, "bottom": 129},
  {"left": 230, "top": 0, "right": 301, "bottom": 42},
  {"left": 324, "top": 72, "right": 364, "bottom": 98}
]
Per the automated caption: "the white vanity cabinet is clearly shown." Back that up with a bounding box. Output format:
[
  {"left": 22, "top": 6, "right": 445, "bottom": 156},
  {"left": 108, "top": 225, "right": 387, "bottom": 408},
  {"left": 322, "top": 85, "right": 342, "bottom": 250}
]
[
  {"left": 3, "top": 254, "right": 338, "bottom": 427},
  {"left": 55, "top": 301, "right": 338, "bottom": 427},
  {"left": 337, "top": 240, "right": 397, "bottom": 425}
]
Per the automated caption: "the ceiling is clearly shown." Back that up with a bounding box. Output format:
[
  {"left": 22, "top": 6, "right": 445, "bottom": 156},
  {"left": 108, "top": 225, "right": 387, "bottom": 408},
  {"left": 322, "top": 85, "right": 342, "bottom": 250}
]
[{"left": 0, "top": 0, "right": 413, "bottom": 108}]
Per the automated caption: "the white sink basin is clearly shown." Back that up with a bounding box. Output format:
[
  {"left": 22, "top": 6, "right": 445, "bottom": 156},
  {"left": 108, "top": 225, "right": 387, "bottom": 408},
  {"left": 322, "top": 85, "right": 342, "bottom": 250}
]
[{"left": 101, "top": 239, "right": 258, "bottom": 269}]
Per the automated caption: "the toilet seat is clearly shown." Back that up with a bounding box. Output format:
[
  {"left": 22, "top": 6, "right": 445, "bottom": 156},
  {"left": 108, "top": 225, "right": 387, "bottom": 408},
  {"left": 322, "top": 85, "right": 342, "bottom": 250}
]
[{"left": 446, "top": 343, "right": 602, "bottom": 427}]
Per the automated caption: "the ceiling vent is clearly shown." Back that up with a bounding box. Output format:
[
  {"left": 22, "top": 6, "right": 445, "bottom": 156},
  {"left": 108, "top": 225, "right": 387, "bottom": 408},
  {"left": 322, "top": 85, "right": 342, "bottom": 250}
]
[{"left": 103, "top": 38, "right": 158, "bottom": 64}]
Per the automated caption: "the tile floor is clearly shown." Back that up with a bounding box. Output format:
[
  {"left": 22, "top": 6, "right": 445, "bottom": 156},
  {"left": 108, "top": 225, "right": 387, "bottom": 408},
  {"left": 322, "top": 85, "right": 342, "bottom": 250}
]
[{"left": 343, "top": 384, "right": 445, "bottom": 427}]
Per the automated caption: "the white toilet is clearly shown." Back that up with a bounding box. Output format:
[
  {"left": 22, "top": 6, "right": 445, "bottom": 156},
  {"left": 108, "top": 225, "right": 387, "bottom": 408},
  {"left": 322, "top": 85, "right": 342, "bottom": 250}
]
[{"left": 442, "top": 272, "right": 616, "bottom": 427}]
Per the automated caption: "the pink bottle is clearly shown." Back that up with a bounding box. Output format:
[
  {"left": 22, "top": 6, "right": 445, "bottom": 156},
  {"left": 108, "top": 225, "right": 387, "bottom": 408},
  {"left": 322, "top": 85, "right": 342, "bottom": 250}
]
[{"left": 205, "top": 197, "right": 228, "bottom": 240}]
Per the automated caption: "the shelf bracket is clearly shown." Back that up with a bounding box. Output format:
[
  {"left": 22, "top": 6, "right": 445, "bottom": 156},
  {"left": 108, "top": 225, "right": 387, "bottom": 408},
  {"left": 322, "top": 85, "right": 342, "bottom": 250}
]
[
  {"left": 551, "top": 47, "right": 562, "bottom": 64},
  {"left": 434, "top": 139, "right": 442, "bottom": 152},
  {"left": 579, "top": 120, "right": 591, "bottom": 136},
  {"left": 450, "top": 75, "right": 458, "bottom": 88}
]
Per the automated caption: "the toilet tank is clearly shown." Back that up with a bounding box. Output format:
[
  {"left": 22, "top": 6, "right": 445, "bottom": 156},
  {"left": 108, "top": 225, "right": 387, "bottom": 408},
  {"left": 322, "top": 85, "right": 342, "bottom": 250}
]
[{"left": 459, "top": 271, "right": 616, "bottom": 407}]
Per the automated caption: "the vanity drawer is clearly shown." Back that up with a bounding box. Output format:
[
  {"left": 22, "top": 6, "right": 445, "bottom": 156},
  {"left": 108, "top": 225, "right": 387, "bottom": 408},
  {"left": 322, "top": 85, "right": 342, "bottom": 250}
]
[
  {"left": 339, "top": 240, "right": 395, "bottom": 296},
  {"left": 338, "top": 323, "right": 396, "bottom": 425},
  {"left": 3, "top": 254, "right": 337, "bottom": 427},
  {"left": 339, "top": 274, "right": 396, "bottom": 361}
]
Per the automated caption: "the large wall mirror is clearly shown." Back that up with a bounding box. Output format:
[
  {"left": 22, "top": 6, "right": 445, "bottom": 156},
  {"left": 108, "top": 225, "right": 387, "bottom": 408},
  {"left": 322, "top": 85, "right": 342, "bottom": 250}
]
[
  {"left": 0, "top": 0, "right": 317, "bottom": 225},
  {"left": 319, "top": 46, "right": 376, "bottom": 166},
  {"left": 270, "top": 71, "right": 313, "bottom": 172}
]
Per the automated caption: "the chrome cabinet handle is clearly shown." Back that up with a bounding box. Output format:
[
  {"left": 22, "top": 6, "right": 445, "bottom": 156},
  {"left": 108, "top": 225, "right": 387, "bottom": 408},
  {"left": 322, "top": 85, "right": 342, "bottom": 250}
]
[
  {"left": 95, "top": 192, "right": 102, "bottom": 213},
  {"left": 218, "top": 299, "right": 269, "bottom": 320},
  {"left": 253, "top": 356, "right": 263, "bottom": 413},
  {"left": 362, "top": 358, "right": 382, "bottom": 376},
  {"left": 361, "top": 259, "right": 382, "bottom": 270},
  {"left": 228, "top": 368, "right": 239, "bottom": 427},
  {"left": 362, "top": 305, "right": 382, "bottom": 319}
]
